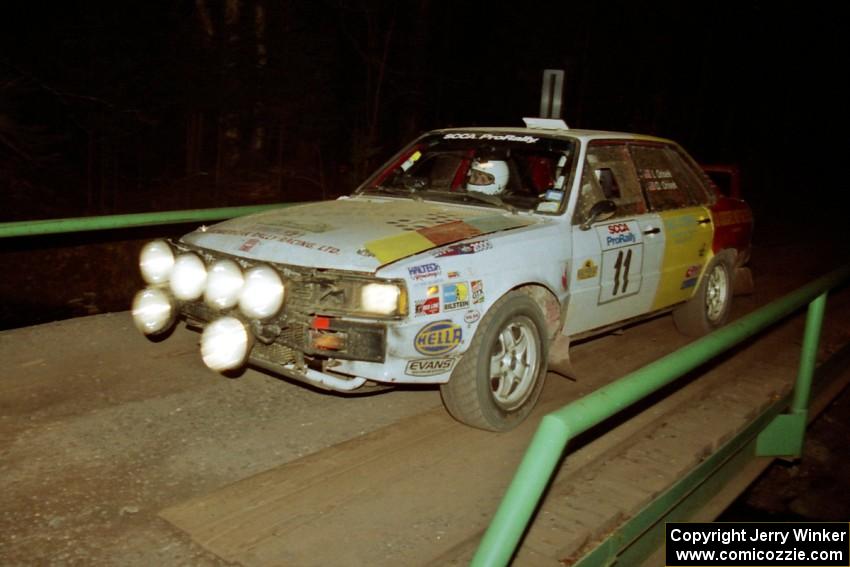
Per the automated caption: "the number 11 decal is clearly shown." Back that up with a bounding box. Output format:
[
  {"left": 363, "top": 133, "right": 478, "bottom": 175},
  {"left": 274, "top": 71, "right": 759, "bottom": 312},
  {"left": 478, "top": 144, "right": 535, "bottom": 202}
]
[
  {"left": 599, "top": 244, "right": 643, "bottom": 304},
  {"left": 612, "top": 248, "right": 633, "bottom": 296}
]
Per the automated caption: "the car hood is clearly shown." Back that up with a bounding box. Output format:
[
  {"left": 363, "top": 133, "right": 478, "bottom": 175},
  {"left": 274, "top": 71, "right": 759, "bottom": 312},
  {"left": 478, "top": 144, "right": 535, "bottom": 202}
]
[{"left": 181, "top": 197, "right": 543, "bottom": 273}]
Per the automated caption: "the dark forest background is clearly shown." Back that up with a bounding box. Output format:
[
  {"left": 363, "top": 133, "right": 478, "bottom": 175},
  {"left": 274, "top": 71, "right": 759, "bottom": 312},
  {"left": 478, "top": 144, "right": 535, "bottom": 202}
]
[{"left": 2, "top": 1, "right": 844, "bottom": 224}]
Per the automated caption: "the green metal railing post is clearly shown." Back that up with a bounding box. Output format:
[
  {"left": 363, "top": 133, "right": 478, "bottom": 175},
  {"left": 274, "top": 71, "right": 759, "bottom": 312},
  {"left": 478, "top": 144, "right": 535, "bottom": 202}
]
[
  {"left": 756, "top": 291, "right": 828, "bottom": 457},
  {"left": 471, "top": 416, "right": 570, "bottom": 567},
  {"left": 792, "top": 292, "right": 828, "bottom": 413}
]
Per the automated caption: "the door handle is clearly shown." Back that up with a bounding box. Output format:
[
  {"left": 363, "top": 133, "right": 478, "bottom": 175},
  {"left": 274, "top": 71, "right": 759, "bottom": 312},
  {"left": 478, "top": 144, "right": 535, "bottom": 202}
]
[
  {"left": 643, "top": 227, "right": 661, "bottom": 235},
  {"left": 697, "top": 218, "right": 712, "bottom": 225}
]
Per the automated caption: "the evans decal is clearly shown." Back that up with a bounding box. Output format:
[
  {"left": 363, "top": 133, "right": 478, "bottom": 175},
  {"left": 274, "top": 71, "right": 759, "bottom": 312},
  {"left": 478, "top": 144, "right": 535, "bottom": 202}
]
[
  {"left": 434, "top": 239, "right": 493, "bottom": 258},
  {"left": 443, "top": 282, "right": 470, "bottom": 311},
  {"left": 408, "top": 262, "right": 441, "bottom": 281},
  {"left": 414, "top": 320, "right": 463, "bottom": 355},
  {"left": 405, "top": 358, "right": 455, "bottom": 377}
]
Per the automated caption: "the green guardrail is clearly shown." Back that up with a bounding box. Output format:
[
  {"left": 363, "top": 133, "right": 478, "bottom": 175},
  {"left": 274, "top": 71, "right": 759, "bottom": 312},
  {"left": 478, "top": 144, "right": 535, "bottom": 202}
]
[
  {"left": 0, "top": 204, "right": 293, "bottom": 239},
  {"left": 472, "top": 263, "right": 850, "bottom": 567}
]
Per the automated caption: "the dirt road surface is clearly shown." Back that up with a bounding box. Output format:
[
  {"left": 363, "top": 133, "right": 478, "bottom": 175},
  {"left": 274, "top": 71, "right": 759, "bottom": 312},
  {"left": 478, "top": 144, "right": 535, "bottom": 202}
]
[{"left": 2, "top": 234, "right": 849, "bottom": 566}]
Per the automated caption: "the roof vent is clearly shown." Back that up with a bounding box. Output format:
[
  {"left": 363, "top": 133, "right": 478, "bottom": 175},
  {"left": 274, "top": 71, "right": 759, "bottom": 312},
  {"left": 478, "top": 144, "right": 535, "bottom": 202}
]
[{"left": 523, "top": 117, "right": 569, "bottom": 130}]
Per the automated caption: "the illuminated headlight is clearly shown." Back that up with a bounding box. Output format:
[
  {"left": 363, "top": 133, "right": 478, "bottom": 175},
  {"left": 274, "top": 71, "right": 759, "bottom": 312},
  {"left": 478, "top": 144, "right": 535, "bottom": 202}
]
[
  {"left": 201, "top": 316, "right": 252, "bottom": 372},
  {"left": 139, "top": 240, "right": 175, "bottom": 285},
  {"left": 170, "top": 253, "right": 208, "bottom": 301},
  {"left": 360, "top": 283, "right": 402, "bottom": 315},
  {"left": 131, "top": 287, "right": 175, "bottom": 335},
  {"left": 205, "top": 259, "right": 244, "bottom": 309},
  {"left": 239, "top": 265, "right": 284, "bottom": 319}
]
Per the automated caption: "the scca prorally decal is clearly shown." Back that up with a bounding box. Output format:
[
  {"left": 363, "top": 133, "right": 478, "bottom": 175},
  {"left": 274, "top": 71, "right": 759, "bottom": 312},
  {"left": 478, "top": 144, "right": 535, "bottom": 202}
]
[
  {"left": 603, "top": 222, "right": 636, "bottom": 248},
  {"left": 443, "top": 282, "right": 470, "bottom": 311},
  {"left": 405, "top": 357, "right": 455, "bottom": 377},
  {"left": 408, "top": 262, "right": 441, "bottom": 281},
  {"left": 414, "top": 297, "right": 440, "bottom": 316},
  {"left": 434, "top": 239, "right": 493, "bottom": 258},
  {"left": 442, "top": 133, "right": 539, "bottom": 144},
  {"left": 471, "top": 280, "right": 485, "bottom": 304},
  {"left": 414, "top": 320, "right": 462, "bottom": 356}
]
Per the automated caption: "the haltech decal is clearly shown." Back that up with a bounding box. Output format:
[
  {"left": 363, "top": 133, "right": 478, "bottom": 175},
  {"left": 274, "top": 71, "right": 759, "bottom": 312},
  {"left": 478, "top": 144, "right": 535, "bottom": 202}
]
[{"left": 414, "top": 320, "right": 462, "bottom": 355}]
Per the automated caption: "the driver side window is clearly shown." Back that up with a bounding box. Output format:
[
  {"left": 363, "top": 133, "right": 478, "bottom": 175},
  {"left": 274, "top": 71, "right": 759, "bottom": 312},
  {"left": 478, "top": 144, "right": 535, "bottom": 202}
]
[{"left": 574, "top": 143, "right": 646, "bottom": 225}]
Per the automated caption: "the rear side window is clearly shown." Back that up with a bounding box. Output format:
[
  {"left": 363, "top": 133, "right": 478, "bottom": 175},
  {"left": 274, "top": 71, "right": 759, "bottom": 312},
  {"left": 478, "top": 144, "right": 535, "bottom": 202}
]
[
  {"left": 630, "top": 145, "right": 695, "bottom": 211},
  {"left": 574, "top": 143, "right": 646, "bottom": 223}
]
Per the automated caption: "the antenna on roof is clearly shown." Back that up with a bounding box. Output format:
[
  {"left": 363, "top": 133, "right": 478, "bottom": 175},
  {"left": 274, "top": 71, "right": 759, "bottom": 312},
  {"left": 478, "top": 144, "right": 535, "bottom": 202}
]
[{"left": 523, "top": 117, "right": 569, "bottom": 130}]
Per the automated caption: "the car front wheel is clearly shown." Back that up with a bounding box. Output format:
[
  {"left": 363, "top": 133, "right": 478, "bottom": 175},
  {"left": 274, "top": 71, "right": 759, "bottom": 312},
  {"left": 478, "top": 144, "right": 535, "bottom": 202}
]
[{"left": 440, "top": 291, "right": 548, "bottom": 431}]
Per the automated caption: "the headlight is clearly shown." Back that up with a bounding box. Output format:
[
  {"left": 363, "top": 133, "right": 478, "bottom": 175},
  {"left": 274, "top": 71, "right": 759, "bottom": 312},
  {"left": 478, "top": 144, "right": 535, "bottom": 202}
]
[
  {"left": 139, "top": 240, "right": 175, "bottom": 285},
  {"left": 201, "top": 316, "right": 252, "bottom": 372},
  {"left": 360, "top": 283, "right": 402, "bottom": 315},
  {"left": 239, "top": 265, "right": 284, "bottom": 319},
  {"left": 205, "top": 259, "right": 244, "bottom": 309},
  {"left": 170, "top": 253, "right": 208, "bottom": 301},
  {"left": 131, "top": 287, "right": 175, "bottom": 335}
]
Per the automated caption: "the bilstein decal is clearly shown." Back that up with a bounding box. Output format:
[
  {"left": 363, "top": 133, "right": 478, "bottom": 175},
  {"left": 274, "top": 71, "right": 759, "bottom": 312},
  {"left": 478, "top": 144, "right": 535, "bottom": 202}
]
[
  {"left": 414, "top": 320, "right": 462, "bottom": 355},
  {"left": 443, "top": 282, "right": 470, "bottom": 311}
]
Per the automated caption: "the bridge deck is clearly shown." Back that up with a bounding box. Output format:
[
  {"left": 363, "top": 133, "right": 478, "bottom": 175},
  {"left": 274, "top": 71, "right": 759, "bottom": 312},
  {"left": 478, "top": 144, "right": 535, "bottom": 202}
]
[{"left": 2, "top": 241, "right": 849, "bottom": 565}]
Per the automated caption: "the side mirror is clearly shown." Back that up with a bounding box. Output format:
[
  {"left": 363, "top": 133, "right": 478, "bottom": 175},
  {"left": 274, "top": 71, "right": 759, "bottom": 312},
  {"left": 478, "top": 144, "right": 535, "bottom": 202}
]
[{"left": 580, "top": 200, "right": 617, "bottom": 231}]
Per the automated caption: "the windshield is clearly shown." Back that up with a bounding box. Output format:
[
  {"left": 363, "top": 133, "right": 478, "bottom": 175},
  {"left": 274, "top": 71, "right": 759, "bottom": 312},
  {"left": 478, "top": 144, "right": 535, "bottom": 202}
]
[{"left": 357, "top": 131, "right": 577, "bottom": 214}]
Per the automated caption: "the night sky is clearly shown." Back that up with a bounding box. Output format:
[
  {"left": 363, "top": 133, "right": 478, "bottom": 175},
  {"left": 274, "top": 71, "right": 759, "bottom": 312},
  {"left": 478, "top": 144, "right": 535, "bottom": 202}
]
[{"left": 1, "top": 1, "right": 846, "bottom": 222}]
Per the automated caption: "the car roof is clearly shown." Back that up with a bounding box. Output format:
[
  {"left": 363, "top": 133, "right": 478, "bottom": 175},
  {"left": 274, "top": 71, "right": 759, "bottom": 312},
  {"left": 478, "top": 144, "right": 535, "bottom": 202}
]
[{"left": 431, "top": 126, "right": 674, "bottom": 145}]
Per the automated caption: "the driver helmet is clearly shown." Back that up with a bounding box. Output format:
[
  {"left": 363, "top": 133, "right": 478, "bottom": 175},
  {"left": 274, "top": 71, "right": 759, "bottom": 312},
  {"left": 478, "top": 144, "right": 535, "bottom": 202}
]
[{"left": 466, "top": 159, "right": 509, "bottom": 195}]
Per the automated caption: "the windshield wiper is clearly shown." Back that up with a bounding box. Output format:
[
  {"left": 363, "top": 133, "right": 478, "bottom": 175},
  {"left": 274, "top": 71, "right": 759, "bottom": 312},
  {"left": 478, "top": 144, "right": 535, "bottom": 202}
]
[{"left": 458, "top": 191, "right": 517, "bottom": 214}]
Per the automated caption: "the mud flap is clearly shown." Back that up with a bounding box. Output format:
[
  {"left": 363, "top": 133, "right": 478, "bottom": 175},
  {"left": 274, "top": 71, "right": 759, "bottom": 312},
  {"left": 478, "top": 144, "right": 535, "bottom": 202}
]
[
  {"left": 734, "top": 266, "right": 754, "bottom": 295},
  {"left": 547, "top": 334, "right": 577, "bottom": 381}
]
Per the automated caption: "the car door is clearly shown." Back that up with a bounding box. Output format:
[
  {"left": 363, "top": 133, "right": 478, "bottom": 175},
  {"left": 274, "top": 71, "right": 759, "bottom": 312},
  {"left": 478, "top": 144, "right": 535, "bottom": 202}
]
[
  {"left": 564, "top": 142, "right": 665, "bottom": 336},
  {"left": 628, "top": 144, "right": 714, "bottom": 311}
]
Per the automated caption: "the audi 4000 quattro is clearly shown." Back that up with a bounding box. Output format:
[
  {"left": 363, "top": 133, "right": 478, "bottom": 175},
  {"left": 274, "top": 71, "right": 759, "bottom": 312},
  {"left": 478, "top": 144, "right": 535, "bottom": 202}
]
[{"left": 132, "top": 119, "right": 752, "bottom": 431}]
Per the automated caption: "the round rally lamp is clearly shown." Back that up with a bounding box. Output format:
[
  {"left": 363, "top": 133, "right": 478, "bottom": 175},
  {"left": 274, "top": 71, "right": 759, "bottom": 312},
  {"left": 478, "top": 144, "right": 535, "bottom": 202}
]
[
  {"left": 169, "top": 253, "right": 208, "bottom": 301},
  {"left": 204, "top": 259, "right": 244, "bottom": 310},
  {"left": 131, "top": 287, "right": 175, "bottom": 335},
  {"left": 201, "top": 316, "right": 252, "bottom": 372},
  {"left": 239, "top": 265, "right": 284, "bottom": 319},
  {"left": 139, "top": 240, "right": 175, "bottom": 285}
]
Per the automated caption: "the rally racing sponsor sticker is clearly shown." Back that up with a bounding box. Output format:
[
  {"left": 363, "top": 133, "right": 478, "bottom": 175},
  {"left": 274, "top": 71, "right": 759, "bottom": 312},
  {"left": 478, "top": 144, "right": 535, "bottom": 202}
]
[
  {"left": 405, "top": 357, "right": 456, "bottom": 377},
  {"left": 414, "top": 320, "right": 462, "bottom": 355},
  {"left": 443, "top": 282, "right": 470, "bottom": 311},
  {"left": 408, "top": 262, "right": 441, "bottom": 281}
]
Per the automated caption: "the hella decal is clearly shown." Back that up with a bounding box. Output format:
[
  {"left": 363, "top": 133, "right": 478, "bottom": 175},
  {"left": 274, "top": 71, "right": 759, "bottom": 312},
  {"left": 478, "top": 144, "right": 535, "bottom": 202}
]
[
  {"left": 414, "top": 320, "right": 462, "bottom": 356},
  {"left": 405, "top": 358, "right": 455, "bottom": 377},
  {"left": 408, "top": 262, "right": 441, "bottom": 281}
]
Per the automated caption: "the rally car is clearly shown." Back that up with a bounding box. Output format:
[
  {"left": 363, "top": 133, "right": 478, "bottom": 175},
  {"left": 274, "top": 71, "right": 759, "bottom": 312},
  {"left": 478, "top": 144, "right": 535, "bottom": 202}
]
[{"left": 132, "top": 119, "right": 753, "bottom": 431}]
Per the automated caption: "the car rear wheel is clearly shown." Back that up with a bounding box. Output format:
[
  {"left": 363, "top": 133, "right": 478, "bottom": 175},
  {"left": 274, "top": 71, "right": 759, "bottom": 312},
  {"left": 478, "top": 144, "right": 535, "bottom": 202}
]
[
  {"left": 673, "top": 251, "right": 733, "bottom": 336},
  {"left": 440, "top": 291, "right": 548, "bottom": 431}
]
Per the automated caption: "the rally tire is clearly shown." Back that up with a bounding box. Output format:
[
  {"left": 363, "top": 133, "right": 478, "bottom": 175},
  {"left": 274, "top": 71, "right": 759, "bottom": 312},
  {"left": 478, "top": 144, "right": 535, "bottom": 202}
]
[
  {"left": 440, "top": 291, "right": 548, "bottom": 431},
  {"left": 673, "top": 251, "right": 734, "bottom": 337}
]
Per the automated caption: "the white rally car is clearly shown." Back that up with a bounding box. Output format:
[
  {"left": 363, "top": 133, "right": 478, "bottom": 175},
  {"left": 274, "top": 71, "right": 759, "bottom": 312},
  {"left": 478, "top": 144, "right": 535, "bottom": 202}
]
[{"left": 132, "top": 120, "right": 753, "bottom": 431}]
